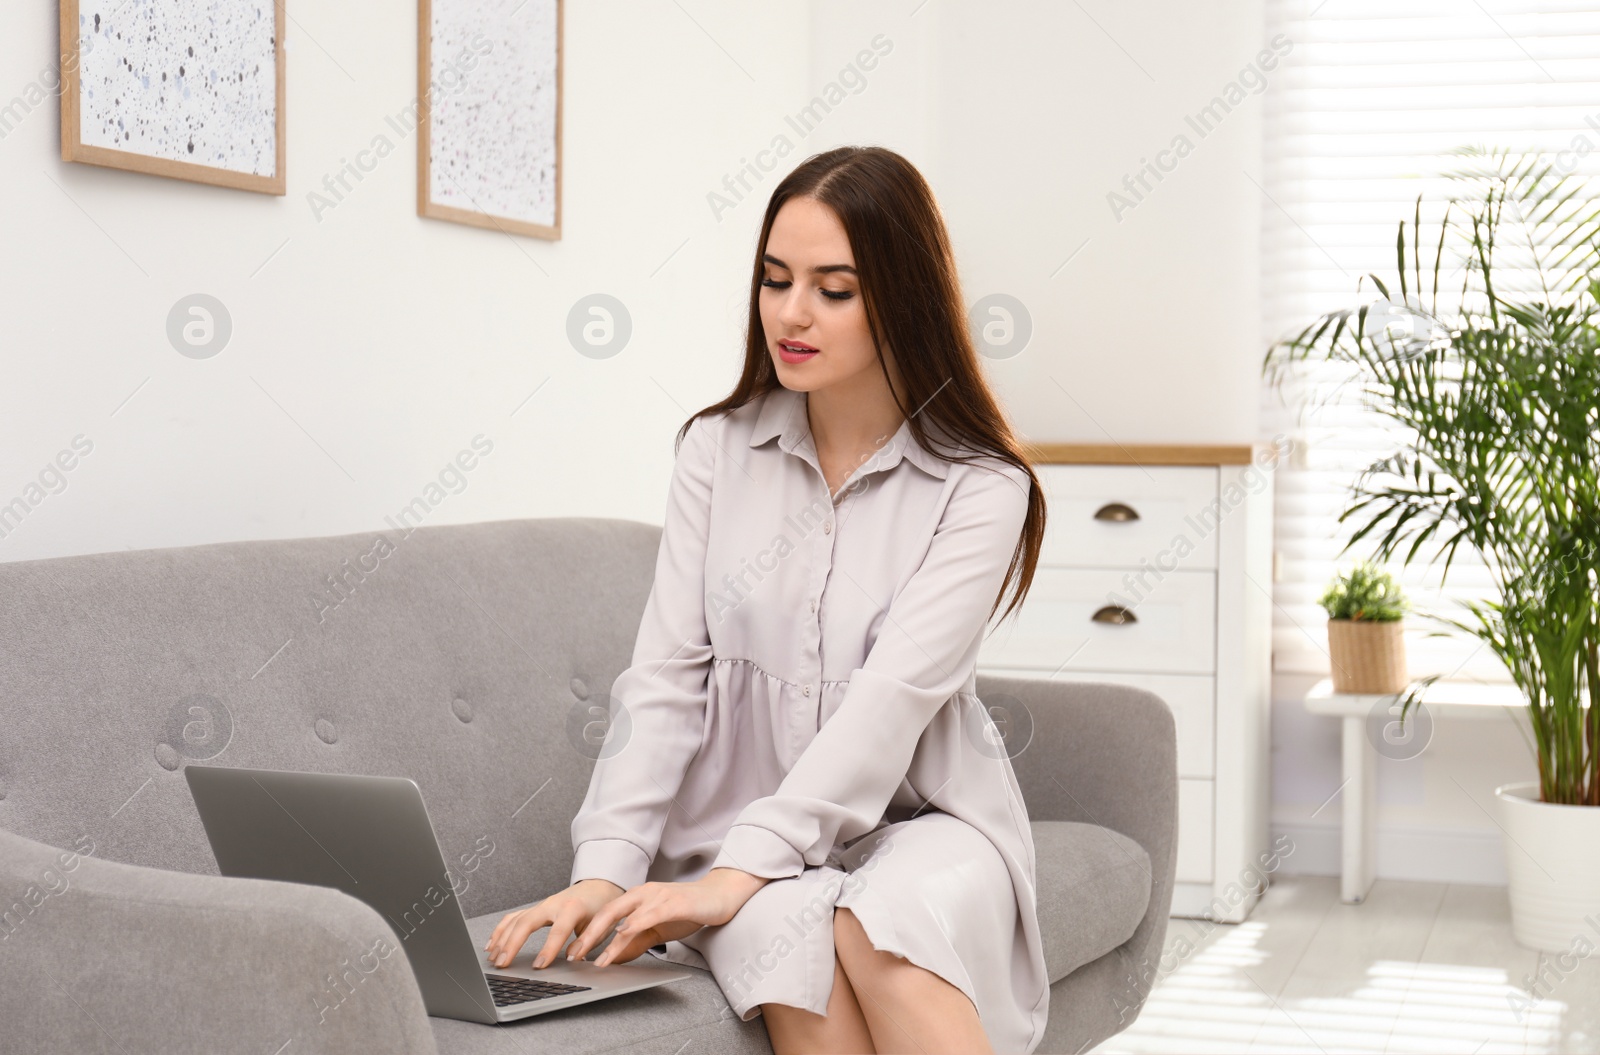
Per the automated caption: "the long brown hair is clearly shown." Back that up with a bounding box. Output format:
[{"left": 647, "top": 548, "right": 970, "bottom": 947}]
[{"left": 677, "top": 145, "right": 1045, "bottom": 627}]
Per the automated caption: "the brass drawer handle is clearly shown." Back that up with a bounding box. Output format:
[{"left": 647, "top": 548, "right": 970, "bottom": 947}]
[
  {"left": 1093, "top": 502, "right": 1140, "bottom": 522},
  {"left": 1091, "top": 605, "right": 1138, "bottom": 625}
]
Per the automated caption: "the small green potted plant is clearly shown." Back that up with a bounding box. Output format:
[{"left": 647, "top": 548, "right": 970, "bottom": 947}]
[{"left": 1319, "top": 561, "right": 1411, "bottom": 694}]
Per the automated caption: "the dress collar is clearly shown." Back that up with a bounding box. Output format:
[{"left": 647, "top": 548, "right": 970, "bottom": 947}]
[{"left": 747, "top": 384, "right": 950, "bottom": 481}]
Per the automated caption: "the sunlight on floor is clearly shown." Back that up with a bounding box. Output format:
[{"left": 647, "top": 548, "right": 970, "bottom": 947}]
[{"left": 1090, "top": 916, "right": 1586, "bottom": 1054}]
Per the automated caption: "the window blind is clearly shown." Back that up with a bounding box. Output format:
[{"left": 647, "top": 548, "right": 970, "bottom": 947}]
[{"left": 1259, "top": 0, "right": 1600, "bottom": 681}]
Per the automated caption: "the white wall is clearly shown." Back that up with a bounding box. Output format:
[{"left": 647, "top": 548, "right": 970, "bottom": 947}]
[
  {"left": 0, "top": 0, "right": 815, "bottom": 562},
  {"left": 811, "top": 0, "right": 1269, "bottom": 445},
  {"left": 10, "top": 0, "right": 1515, "bottom": 886},
  {"left": 2, "top": 0, "right": 1268, "bottom": 567}
]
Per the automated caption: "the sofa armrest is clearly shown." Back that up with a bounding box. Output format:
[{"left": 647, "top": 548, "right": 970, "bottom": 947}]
[
  {"left": 0, "top": 827, "right": 438, "bottom": 1055},
  {"left": 976, "top": 673, "right": 1179, "bottom": 1020}
]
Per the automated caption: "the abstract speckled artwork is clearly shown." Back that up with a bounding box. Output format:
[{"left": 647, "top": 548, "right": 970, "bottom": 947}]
[
  {"left": 422, "top": 0, "right": 561, "bottom": 237},
  {"left": 62, "top": 0, "right": 283, "bottom": 193}
]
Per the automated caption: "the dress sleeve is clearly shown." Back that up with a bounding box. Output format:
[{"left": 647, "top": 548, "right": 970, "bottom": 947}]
[
  {"left": 708, "top": 460, "right": 1032, "bottom": 880},
  {"left": 569, "top": 414, "right": 718, "bottom": 890}
]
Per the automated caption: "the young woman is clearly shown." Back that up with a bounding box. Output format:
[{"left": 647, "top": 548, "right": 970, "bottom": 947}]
[{"left": 485, "top": 145, "right": 1050, "bottom": 1054}]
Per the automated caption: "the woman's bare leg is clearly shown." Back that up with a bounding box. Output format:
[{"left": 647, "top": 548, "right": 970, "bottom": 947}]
[
  {"left": 760, "top": 952, "right": 876, "bottom": 1054},
  {"left": 831, "top": 906, "right": 993, "bottom": 1054}
]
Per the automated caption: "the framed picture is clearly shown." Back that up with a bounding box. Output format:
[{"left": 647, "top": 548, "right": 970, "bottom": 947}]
[
  {"left": 418, "top": 0, "right": 562, "bottom": 240},
  {"left": 58, "top": 0, "right": 286, "bottom": 195}
]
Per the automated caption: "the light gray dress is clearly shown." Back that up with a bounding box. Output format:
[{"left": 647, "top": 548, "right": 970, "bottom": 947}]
[{"left": 569, "top": 383, "right": 1049, "bottom": 1053}]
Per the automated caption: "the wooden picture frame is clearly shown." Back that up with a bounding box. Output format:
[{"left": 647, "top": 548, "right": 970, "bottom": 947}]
[
  {"left": 58, "top": 0, "right": 286, "bottom": 195},
  {"left": 417, "top": 0, "right": 562, "bottom": 240}
]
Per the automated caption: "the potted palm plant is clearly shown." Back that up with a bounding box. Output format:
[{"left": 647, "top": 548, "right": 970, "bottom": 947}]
[
  {"left": 1263, "top": 147, "right": 1600, "bottom": 952},
  {"left": 1320, "top": 561, "right": 1411, "bottom": 694}
]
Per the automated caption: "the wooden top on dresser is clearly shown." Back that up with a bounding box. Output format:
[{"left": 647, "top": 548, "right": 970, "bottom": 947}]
[{"left": 1020, "top": 442, "right": 1259, "bottom": 466}]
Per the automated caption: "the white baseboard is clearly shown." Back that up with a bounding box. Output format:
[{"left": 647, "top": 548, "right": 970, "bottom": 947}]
[{"left": 1270, "top": 819, "right": 1509, "bottom": 886}]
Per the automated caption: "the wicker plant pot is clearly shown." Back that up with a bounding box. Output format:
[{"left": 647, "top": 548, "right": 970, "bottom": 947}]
[{"left": 1326, "top": 618, "right": 1408, "bottom": 694}]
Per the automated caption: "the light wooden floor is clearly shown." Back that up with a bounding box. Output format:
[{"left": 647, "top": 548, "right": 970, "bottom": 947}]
[{"left": 1088, "top": 875, "right": 1600, "bottom": 1054}]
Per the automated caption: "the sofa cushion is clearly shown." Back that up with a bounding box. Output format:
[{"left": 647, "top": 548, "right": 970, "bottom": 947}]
[{"left": 1032, "top": 820, "right": 1153, "bottom": 984}]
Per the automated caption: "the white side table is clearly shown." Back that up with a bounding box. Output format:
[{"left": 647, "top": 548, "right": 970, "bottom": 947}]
[{"left": 1302, "top": 677, "right": 1525, "bottom": 904}]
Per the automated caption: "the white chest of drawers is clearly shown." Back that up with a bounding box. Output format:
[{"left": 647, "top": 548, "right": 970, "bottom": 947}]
[{"left": 979, "top": 445, "right": 1275, "bottom": 923}]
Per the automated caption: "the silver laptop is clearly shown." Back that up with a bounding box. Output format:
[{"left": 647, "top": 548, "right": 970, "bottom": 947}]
[{"left": 183, "top": 763, "right": 692, "bottom": 1024}]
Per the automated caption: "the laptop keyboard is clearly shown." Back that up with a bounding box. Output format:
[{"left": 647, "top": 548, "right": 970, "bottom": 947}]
[{"left": 485, "top": 973, "right": 593, "bottom": 1007}]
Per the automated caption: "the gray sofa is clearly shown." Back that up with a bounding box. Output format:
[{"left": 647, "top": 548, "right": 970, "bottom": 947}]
[{"left": 0, "top": 517, "right": 1176, "bottom": 1054}]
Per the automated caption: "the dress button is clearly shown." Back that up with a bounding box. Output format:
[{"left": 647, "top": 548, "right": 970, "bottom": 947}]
[
  {"left": 802, "top": 685, "right": 811, "bottom": 697},
  {"left": 823, "top": 520, "right": 832, "bottom": 534},
  {"left": 809, "top": 599, "right": 817, "bottom": 613}
]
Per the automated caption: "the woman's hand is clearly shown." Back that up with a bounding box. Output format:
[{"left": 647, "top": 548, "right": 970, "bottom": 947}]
[
  {"left": 568, "top": 867, "right": 769, "bottom": 967},
  {"left": 484, "top": 878, "right": 627, "bottom": 970}
]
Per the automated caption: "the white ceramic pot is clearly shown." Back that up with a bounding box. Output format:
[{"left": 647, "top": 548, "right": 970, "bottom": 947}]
[{"left": 1495, "top": 781, "right": 1600, "bottom": 953}]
